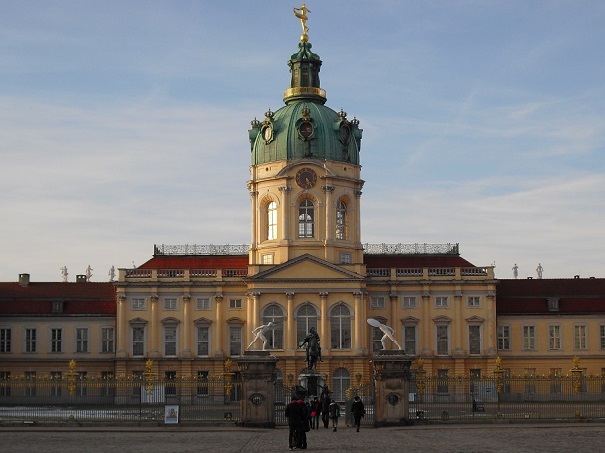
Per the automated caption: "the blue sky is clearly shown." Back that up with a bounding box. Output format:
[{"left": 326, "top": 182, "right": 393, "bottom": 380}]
[{"left": 1, "top": 1, "right": 604, "bottom": 282}]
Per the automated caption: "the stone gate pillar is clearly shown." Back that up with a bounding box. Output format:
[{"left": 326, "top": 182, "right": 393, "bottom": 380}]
[
  {"left": 236, "top": 351, "right": 279, "bottom": 428},
  {"left": 372, "top": 350, "right": 413, "bottom": 426}
]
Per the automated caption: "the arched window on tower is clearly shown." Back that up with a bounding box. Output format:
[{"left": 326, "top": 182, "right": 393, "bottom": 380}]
[
  {"left": 296, "top": 304, "right": 318, "bottom": 346},
  {"left": 298, "top": 199, "right": 314, "bottom": 238},
  {"left": 267, "top": 201, "right": 277, "bottom": 240},
  {"left": 336, "top": 200, "right": 347, "bottom": 240},
  {"left": 261, "top": 304, "right": 284, "bottom": 349},
  {"left": 330, "top": 304, "right": 351, "bottom": 350}
]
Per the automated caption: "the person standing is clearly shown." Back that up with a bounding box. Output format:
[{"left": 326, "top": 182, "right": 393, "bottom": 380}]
[
  {"left": 351, "top": 395, "right": 365, "bottom": 432},
  {"left": 297, "top": 399, "right": 309, "bottom": 449},
  {"left": 310, "top": 396, "right": 321, "bottom": 429},
  {"left": 285, "top": 396, "right": 304, "bottom": 450},
  {"left": 320, "top": 385, "right": 331, "bottom": 429},
  {"left": 328, "top": 400, "right": 340, "bottom": 432}
]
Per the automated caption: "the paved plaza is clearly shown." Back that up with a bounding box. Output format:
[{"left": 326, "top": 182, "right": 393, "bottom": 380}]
[{"left": 2, "top": 423, "right": 605, "bottom": 452}]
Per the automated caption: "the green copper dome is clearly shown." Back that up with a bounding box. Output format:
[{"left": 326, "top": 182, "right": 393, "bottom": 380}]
[{"left": 249, "top": 41, "right": 362, "bottom": 166}]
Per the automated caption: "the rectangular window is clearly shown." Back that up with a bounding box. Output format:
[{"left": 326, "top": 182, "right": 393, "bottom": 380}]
[
  {"left": 77, "top": 371, "right": 87, "bottom": 397},
  {"left": 435, "top": 296, "right": 449, "bottom": 308},
  {"left": 601, "top": 325, "right": 605, "bottom": 349},
  {"left": 261, "top": 254, "right": 274, "bottom": 264},
  {"left": 101, "top": 328, "right": 115, "bottom": 353},
  {"left": 522, "top": 326, "right": 536, "bottom": 350},
  {"left": 574, "top": 325, "right": 587, "bottom": 350},
  {"left": 403, "top": 325, "right": 416, "bottom": 355},
  {"left": 197, "top": 326, "right": 209, "bottom": 356},
  {"left": 50, "top": 328, "right": 62, "bottom": 353},
  {"left": 229, "top": 299, "right": 243, "bottom": 309},
  {"left": 0, "top": 371, "right": 10, "bottom": 396},
  {"left": 197, "top": 371, "right": 209, "bottom": 396},
  {"left": 52, "top": 300, "right": 64, "bottom": 313},
  {"left": 25, "top": 371, "right": 36, "bottom": 397},
  {"left": 196, "top": 297, "right": 211, "bottom": 310},
  {"left": 76, "top": 328, "right": 89, "bottom": 353},
  {"left": 340, "top": 253, "right": 351, "bottom": 264},
  {"left": 132, "top": 298, "right": 146, "bottom": 310},
  {"left": 468, "top": 325, "right": 481, "bottom": 354},
  {"left": 164, "top": 326, "right": 177, "bottom": 356},
  {"left": 525, "top": 368, "right": 536, "bottom": 394},
  {"left": 132, "top": 327, "right": 145, "bottom": 356},
  {"left": 370, "top": 296, "right": 385, "bottom": 309},
  {"left": 164, "top": 298, "right": 177, "bottom": 310},
  {"left": 403, "top": 296, "right": 417, "bottom": 309},
  {"left": 25, "top": 328, "right": 37, "bottom": 353},
  {"left": 50, "top": 371, "right": 62, "bottom": 397},
  {"left": 437, "top": 369, "right": 449, "bottom": 394},
  {"left": 497, "top": 325, "right": 510, "bottom": 351},
  {"left": 165, "top": 371, "right": 177, "bottom": 397},
  {"left": 548, "top": 325, "right": 561, "bottom": 350},
  {"left": 467, "top": 296, "right": 480, "bottom": 307},
  {"left": 229, "top": 326, "right": 242, "bottom": 356},
  {"left": 0, "top": 328, "right": 11, "bottom": 353},
  {"left": 436, "top": 325, "right": 449, "bottom": 355},
  {"left": 100, "top": 371, "right": 114, "bottom": 398}
]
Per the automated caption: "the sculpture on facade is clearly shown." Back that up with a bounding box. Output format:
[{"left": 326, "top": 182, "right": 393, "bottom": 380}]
[
  {"left": 60, "top": 266, "right": 68, "bottom": 283},
  {"left": 108, "top": 265, "right": 115, "bottom": 282},
  {"left": 512, "top": 263, "right": 518, "bottom": 279},
  {"left": 367, "top": 318, "right": 403, "bottom": 350},
  {"left": 298, "top": 326, "right": 321, "bottom": 370},
  {"left": 536, "top": 263, "right": 543, "bottom": 279},
  {"left": 246, "top": 322, "right": 276, "bottom": 351},
  {"left": 85, "top": 265, "right": 93, "bottom": 281}
]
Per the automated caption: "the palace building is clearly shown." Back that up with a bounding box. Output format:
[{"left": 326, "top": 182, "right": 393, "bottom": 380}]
[{"left": 2, "top": 13, "right": 605, "bottom": 404}]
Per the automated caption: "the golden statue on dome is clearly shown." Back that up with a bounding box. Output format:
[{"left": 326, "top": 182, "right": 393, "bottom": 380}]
[{"left": 293, "top": 3, "right": 311, "bottom": 42}]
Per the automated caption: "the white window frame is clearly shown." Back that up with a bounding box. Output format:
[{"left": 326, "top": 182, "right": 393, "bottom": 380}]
[
  {"left": 267, "top": 201, "right": 277, "bottom": 240},
  {"left": 574, "top": 325, "right": 587, "bottom": 350},
  {"left": 229, "top": 298, "right": 243, "bottom": 309},
  {"left": 131, "top": 325, "right": 146, "bottom": 357},
  {"left": 468, "top": 324, "right": 481, "bottom": 355},
  {"left": 25, "top": 328, "right": 37, "bottom": 353},
  {"left": 0, "top": 328, "right": 11, "bottom": 353},
  {"left": 548, "top": 325, "right": 561, "bottom": 350},
  {"left": 370, "top": 296, "right": 385, "bottom": 309},
  {"left": 197, "top": 325, "right": 210, "bottom": 356},
  {"left": 101, "top": 327, "right": 115, "bottom": 353},
  {"left": 50, "top": 328, "right": 63, "bottom": 353},
  {"left": 164, "top": 297, "right": 178, "bottom": 311},
  {"left": 436, "top": 324, "right": 449, "bottom": 355},
  {"left": 196, "top": 297, "right": 211, "bottom": 310},
  {"left": 522, "top": 325, "right": 536, "bottom": 351},
  {"left": 403, "top": 296, "right": 417, "bottom": 309},
  {"left": 75, "top": 327, "right": 89, "bottom": 353},
  {"left": 467, "top": 296, "right": 480, "bottom": 308},
  {"left": 403, "top": 324, "right": 417, "bottom": 355},
  {"left": 131, "top": 298, "right": 146, "bottom": 310},
  {"left": 497, "top": 325, "right": 510, "bottom": 351},
  {"left": 164, "top": 324, "right": 178, "bottom": 356},
  {"left": 435, "top": 296, "right": 449, "bottom": 308}
]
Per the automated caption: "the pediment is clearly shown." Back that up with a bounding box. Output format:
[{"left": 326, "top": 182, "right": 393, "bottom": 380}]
[{"left": 249, "top": 254, "right": 364, "bottom": 281}]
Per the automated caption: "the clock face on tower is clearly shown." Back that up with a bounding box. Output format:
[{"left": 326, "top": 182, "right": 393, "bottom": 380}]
[{"left": 295, "top": 167, "right": 317, "bottom": 189}]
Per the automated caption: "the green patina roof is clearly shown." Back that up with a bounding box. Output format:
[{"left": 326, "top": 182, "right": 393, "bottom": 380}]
[{"left": 249, "top": 41, "right": 362, "bottom": 166}]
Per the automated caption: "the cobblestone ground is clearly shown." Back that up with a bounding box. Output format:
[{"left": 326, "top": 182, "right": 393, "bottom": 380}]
[{"left": 2, "top": 423, "right": 605, "bottom": 452}]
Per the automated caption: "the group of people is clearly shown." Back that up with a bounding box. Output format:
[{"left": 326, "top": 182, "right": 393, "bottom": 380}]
[{"left": 285, "top": 389, "right": 365, "bottom": 450}]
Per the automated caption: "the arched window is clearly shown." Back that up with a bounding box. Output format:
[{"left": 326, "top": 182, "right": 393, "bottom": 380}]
[
  {"left": 330, "top": 304, "right": 351, "bottom": 350},
  {"left": 336, "top": 200, "right": 347, "bottom": 240},
  {"left": 267, "top": 201, "right": 277, "bottom": 240},
  {"left": 261, "top": 304, "right": 284, "bottom": 349},
  {"left": 298, "top": 199, "right": 314, "bottom": 238},
  {"left": 332, "top": 368, "right": 351, "bottom": 402},
  {"left": 296, "top": 304, "right": 318, "bottom": 346}
]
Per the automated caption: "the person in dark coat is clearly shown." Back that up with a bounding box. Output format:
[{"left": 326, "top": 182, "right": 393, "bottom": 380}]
[
  {"left": 351, "top": 395, "right": 365, "bottom": 432},
  {"left": 297, "top": 399, "right": 308, "bottom": 449},
  {"left": 310, "top": 396, "right": 321, "bottom": 429},
  {"left": 285, "top": 397, "right": 304, "bottom": 450},
  {"left": 320, "top": 386, "right": 331, "bottom": 429}
]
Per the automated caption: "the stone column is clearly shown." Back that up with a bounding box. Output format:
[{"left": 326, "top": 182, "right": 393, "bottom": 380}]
[
  {"left": 116, "top": 294, "right": 128, "bottom": 359},
  {"left": 182, "top": 295, "right": 192, "bottom": 358},
  {"left": 353, "top": 291, "right": 363, "bottom": 353},
  {"left": 214, "top": 295, "right": 224, "bottom": 356},
  {"left": 421, "top": 292, "right": 431, "bottom": 356},
  {"left": 286, "top": 292, "right": 295, "bottom": 353},
  {"left": 149, "top": 295, "right": 160, "bottom": 358},
  {"left": 319, "top": 292, "right": 328, "bottom": 353},
  {"left": 236, "top": 351, "right": 279, "bottom": 428},
  {"left": 372, "top": 351, "right": 413, "bottom": 426}
]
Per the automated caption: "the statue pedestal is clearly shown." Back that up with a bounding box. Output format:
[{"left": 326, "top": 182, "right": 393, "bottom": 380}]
[
  {"left": 236, "top": 351, "right": 279, "bottom": 428},
  {"left": 372, "top": 351, "right": 413, "bottom": 426},
  {"left": 297, "top": 369, "right": 326, "bottom": 398}
]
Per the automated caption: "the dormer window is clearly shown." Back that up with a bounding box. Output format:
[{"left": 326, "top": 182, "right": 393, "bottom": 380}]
[
  {"left": 52, "top": 300, "right": 64, "bottom": 314},
  {"left": 547, "top": 297, "right": 560, "bottom": 312}
]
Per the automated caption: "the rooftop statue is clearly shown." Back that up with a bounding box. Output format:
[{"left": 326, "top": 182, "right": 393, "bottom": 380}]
[{"left": 293, "top": 3, "right": 311, "bottom": 41}]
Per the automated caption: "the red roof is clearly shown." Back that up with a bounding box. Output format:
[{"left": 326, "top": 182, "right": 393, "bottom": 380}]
[
  {"left": 139, "top": 255, "right": 248, "bottom": 269},
  {"left": 0, "top": 282, "right": 116, "bottom": 315},
  {"left": 496, "top": 278, "right": 605, "bottom": 315}
]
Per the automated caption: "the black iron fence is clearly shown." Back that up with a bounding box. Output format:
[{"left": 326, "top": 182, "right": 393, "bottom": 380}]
[
  {"left": 409, "top": 374, "right": 605, "bottom": 423},
  {"left": 0, "top": 374, "right": 241, "bottom": 424}
]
